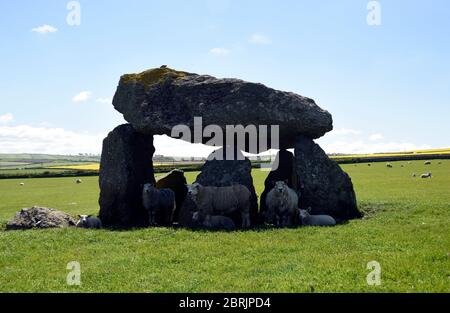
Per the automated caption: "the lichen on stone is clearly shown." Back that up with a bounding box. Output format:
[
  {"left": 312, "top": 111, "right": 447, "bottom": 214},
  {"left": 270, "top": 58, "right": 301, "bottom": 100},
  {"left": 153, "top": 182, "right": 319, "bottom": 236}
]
[{"left": 121, "top": 67, "right": 188, "bottom": 88}]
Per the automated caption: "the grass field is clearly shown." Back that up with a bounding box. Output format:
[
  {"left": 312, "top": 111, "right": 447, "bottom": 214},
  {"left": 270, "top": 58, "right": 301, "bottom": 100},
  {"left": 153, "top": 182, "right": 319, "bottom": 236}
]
[{"left": 0, "top": 160, "right": 449, "bottom": 292}]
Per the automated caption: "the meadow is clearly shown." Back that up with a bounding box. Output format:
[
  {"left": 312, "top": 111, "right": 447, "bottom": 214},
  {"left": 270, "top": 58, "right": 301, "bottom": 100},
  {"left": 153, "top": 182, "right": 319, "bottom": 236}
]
[{"left": 0, "top": 160, "right": 449, "bottom": 292}]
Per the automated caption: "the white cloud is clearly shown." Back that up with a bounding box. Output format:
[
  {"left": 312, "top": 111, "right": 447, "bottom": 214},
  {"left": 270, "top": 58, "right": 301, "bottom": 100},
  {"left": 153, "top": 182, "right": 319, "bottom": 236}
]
[
  {"left": 209, "top": 47, "right": 230, "bottom": 56},
  {"left": 96, "top": 98, "right": 112, "bottom": 104},
  {"left": 249, "top": 33, "right": 271, "bottom": 45},
  {"left": 0, "top": 124, "right": 105, "bottom": 155},
  {"left": 31, "top": 24, "right": 58, "bottom": 34},
  {"left": 369, "top": 133, "right": 384, "bottom": 141},
  {"left": 328, "top": 128, "right": 361, "bottom": 136},
  {"left": 0, "top": 113, "right": 14, "bottom": 124},
  {"left": 72, "top": 91, "right": 92, "bottom": 103}
]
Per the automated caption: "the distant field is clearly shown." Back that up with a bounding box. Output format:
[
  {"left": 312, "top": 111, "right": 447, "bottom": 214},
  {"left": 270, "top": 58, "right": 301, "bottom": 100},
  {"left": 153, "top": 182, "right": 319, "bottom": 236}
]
[{"left": 0, "top": 160, "right": 449, "bottom": 292}]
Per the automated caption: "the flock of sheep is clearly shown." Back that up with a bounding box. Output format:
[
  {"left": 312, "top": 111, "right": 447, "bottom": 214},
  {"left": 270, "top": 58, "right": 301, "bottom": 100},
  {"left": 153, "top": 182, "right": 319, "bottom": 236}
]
[
  {"left": 142, "top": 180, "right": 336, "bottom": 231},
  {"left": 385, "top": 160, "right": 437, "bottom": 179},
  {"left": 16, "top": 159, "right": 442, "bottom": 230}
]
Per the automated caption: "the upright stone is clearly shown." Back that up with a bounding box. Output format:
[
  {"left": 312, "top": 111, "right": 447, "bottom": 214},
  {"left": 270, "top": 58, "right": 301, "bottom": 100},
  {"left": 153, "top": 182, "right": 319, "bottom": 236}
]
[
  {"left": 99, "top": 124, "right": 155, "bottom": 228},
  {"left": 294, "top": 135, "right": 360, "bottom": 222},
  {"left": 195, "top": 147, "right": 259, "bottom": 226}
]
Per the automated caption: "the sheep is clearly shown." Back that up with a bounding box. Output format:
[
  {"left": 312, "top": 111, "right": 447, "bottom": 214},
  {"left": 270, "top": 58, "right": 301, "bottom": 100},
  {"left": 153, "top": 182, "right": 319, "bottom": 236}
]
[
  {"left": 76, "top": 215, "right": 102, "bottom": 229},
  {"left": 367, "top": 163, "right": 371, "bottom": 167},
  {"left": 424, "top": 161, "right": 431, "bottom": 165},
  {"left": 265, "top": 181, "right": 299, "bottom": 227},
  {"left": 298, "top": 208, "right": 336, "bottom": 226},
  {"left": 76, "top": 179, "right": 82, "bottom": 184},
  {"left": 192, "top": 211, "right": 236, "bottom": 231},
  {"left": 186, "top": 183, "right": 251, "bottom": 228},
  {"left": 421, "top": 172, "right": 432, "bottom": 179},
  {"left": 386, "top": 163, "right": 393, "bottom": 168},
  {"left": 19, "top": 182, "right": 24, "bottom": 186},
  {"left": 142, "top": 183, "right": 176, "bottom": 226}
]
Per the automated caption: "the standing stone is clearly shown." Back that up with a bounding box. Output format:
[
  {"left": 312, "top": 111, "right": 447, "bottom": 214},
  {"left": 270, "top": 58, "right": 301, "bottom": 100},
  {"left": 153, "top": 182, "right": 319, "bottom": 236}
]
[
  {"left": 99, "top": 124, "right": 155, "bottom": 228},
  {"left": 195, "top": 147, "right": 259, "bottom": 226},
  {"left": 294, "top": 135, "right": 360, "bottom": 222},
  {"left": 259, "top": 149, "right": 298, "bottom": 223}
]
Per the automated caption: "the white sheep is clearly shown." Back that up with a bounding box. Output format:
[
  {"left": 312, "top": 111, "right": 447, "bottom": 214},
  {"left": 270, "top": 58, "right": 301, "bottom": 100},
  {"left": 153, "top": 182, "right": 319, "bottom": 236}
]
[
  {"left": 76, "top": 215, "right": 102, "bottom": 229},
  {"left": 19, "top": 182, "right": 25, "bottom": 186},
  {"left": 298, "top": 208, "right": 336, "bottom": 226},
  {"left": 76, "top": 179, "right": 82, "bottom": 184},
  {"left": 265, "top": 181, "right": 298, "bottom": 227},
  {"left": 424, "top": 161, "right": 431, "bottom": 165},
  {"left": 386, "top": 163, "right": 393, "bottom": 168},
  {"left": 421, "top": 172, "right": 432, "bottom": 179}
]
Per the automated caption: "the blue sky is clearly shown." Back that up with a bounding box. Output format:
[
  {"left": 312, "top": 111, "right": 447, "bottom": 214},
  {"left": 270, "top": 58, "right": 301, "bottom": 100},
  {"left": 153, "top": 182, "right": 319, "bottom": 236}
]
[{"left": 0, "top": 0, "right": 449, "bottom": 156}]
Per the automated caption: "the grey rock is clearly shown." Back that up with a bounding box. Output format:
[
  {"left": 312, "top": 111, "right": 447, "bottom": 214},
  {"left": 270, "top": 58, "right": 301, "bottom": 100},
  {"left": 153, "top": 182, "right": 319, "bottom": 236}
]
[
  {"left": 112, "top": 67, "right": 332, "bottom": 151},
  {"left": 98, "top": 124, "right": 155, "bottom": 228},
  {"left": 6, "top": 206, "right": 76, "bottom": 230},
  {"left": 294, "top": 135, "right": 360, "bottom": 222}
]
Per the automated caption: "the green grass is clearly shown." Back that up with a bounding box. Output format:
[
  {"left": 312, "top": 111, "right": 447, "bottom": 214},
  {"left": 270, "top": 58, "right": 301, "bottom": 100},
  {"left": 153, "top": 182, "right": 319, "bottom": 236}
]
[{"left": 0, "top": 160, "right": 449, "bottom": 292}]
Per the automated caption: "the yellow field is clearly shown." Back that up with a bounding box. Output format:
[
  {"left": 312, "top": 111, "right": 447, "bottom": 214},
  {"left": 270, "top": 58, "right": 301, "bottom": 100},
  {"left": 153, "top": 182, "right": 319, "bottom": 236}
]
[
  {"left": 50, "top": 163, "right": 100, "bottom": 170},
  {"left": 330, "top": 147, "right": 450, "bottom": 159}
]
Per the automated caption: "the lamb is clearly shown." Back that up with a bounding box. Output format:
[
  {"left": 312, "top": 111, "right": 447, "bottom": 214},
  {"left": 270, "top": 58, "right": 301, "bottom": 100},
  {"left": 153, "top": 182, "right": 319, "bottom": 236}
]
[
  {"left": 76, "top": 215, "right": 102, "bottom": 229},
  {"left": 386, "top": 163, "right": 393, "bottom": 168},
  {"left": 265, "top": 181, "right": 299, "bottom": 227},
  {"left": 421, "top": 172, "right": 432, "bottom": 179},
  {"left": 186, "top": 183, "right": 251, "bottom": 228},
  {"left": 142, "top": 183, "right": 176, "bottom": 226},
  {"left": 298, "top": 208, "right": 336, "bottom": 226},
  {"left": 192, "top": 211, "right": 236, "bottom": 231},
  {"left": 76, "top": 179, "right": 82, "bottom": 184}
]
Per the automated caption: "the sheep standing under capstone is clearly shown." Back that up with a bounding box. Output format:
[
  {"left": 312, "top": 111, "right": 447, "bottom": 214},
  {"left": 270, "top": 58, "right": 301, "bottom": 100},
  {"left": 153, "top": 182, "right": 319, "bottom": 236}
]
[
  {"left": 76, "top": 215, "right": 102, "bottom": 229},
  {"left": 421, "top": 172, "right": 432, "bottom": 179},
  {"left": 298, "top": 208, "right": 336, "bottom": 226},
  {"left": 186, "top": 183, "right": 251, "bottom": 228},
  {"left": 192, "top": 211, "right": 236, "bottom": 231},
  {"left": 142, "top": 183, "right": 175, "bottom": 226},
  {"left": 386, "top": 163, "right": 393, "bottom": 168},
  {"left": 265, "top": 181, "right": 299, "bottom": 227},
  {"left": 76, "top": 179, "right": 82, "bottom": 184}
]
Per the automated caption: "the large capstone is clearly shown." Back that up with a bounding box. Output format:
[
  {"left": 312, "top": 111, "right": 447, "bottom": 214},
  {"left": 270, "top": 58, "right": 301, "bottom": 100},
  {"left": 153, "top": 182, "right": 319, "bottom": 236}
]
[
  {"left": 294, "top": 135, "right": 361, "bottom": 222},
  {"left": 112, "top": 67, "right": 333, "bottom": 151},
  {"left": 99, "top": 124, "right": 155, "bottom": 228},
  {"left": 195, "top": 147, "right": 259, "bottom": 226}
]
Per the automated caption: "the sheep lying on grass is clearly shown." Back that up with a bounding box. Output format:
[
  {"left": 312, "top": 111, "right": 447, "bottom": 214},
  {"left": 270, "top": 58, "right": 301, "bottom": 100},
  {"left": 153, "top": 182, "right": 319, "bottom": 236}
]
[
  {"left": 19, "top": 182, "right": 24, "bottom": 186},
  {"left": 386, "top": 163, "right": 393, "bottom": 168},
  {"left": 421, "top": 172, "right": 432, "bottom": 179},
  {"left": 298, "top": 208, "right": 336, "bottom": 226},
  {"left": 76, "top": 215, "right": 102, "bottom": 229},
  {"left": 76, "top": 179, "right": 82, "bottom": 184},
  {"left": 265, "top": 181, "right": 299, "bottom": 227},
  {"left": 142, "top": 183, "right": 175, "bottom": 226},
  {"left": 192, "top": 211, "right": 236, "bottom": 231}
]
